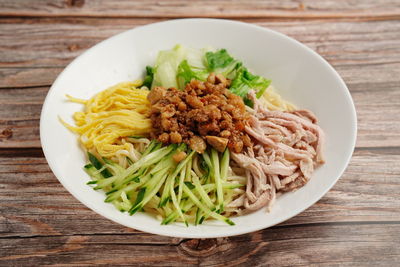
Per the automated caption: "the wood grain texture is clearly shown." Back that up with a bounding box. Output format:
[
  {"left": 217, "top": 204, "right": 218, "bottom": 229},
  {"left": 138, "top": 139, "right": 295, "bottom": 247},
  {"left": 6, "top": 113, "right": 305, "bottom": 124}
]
[
  {"left": 1, "top": 0, "right": 400, "bottom": 265},
  {"left": 1, "top": 0, "right": 400, "bottom": 19},
  {"left": 0, "top": 224, "right": 399, "bottom": 266},
  {"left": 2, "top": 18, "right": 400, "bottom": 69},
  {"left": 1, "top": 149, "right": 399, "bottom": 265}
]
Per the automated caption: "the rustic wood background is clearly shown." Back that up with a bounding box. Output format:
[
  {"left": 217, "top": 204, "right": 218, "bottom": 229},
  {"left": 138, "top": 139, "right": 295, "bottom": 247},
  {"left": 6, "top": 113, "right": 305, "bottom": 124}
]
[{"left": 1, "top": 0, "right": 400, "bottom": 266}]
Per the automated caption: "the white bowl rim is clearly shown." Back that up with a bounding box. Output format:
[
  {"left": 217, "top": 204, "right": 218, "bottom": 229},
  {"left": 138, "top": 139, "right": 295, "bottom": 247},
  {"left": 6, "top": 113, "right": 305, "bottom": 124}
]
[{"left": 40, "top": 18, "right": 357, "bottom": 238}]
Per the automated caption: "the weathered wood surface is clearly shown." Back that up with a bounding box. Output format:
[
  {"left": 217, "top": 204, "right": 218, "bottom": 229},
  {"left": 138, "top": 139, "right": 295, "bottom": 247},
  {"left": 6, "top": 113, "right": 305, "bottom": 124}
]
[
  {"left": 1, "top": 0, "right": 400, "bottom": 265},
  {"left": 1, "top": 151, "right": 399, "bottom": 265},
  {"left": 1, "top": 0, "right": 400, "bottom": 19}
]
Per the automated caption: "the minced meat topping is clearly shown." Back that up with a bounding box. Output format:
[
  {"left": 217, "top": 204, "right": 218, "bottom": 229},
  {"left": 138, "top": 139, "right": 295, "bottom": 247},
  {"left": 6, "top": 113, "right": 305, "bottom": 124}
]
[{"left": 147, "top": 73, "right": 251, "bottom": 153}]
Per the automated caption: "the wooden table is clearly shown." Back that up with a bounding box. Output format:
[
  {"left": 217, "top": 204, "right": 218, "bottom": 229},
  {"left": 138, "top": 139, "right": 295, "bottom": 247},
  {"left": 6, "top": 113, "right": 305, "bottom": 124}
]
[{"left": 1, "top": 1, "right": 400, "bottom": 265}]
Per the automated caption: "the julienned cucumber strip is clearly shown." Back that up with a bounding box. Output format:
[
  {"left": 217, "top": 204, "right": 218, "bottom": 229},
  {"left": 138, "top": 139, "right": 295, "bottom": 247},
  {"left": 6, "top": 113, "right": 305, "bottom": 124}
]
[
  {"left": 87, "top": 139, "right": 240, "bottom": 225},
  {"left": 161, "top": 179, "right": 236, "bottom": 225},
  {"left": 182, "top": 184, "right": 234, "bottom": 226},
  {"left": 133, "top": 187, "right": 146, "bottom": 208},
  {"left": 195, "top": 207, "right": 201, "bottom": 226},
  {"left": 142, "top": 140, "right": 156, "bottom": 156},
  {"left": 84, "top": 164, "right": 104, "bottom": 181},
  {"left": 211, "top": 149, "right": 224, "bottom": 213},
  {"left": 104, "top": 172, "right": 152, "bottom": 203},
  {"left": 177, "top": 163, "right": 186, "bottom": 204},
  {"left": 190, "top": 170, "right": 214, "bottom": 209},
  {"left": 169, "top": 175, "right": 188, "bottom": 226},
  {"left": 114, "top": 145, "right": 174, "bottom": 188},
  {"left": 150, "top": 156, "right": 175, "bottom": 174},
  {"left": 87, "top": 152, "right": 112, "bottom": 178},
  {"left": 159, "top": 150, "right": 195, "bottom": 207},
  {"left": 201, "top": 150, "right": 212, "bottom": 183},
  {"left": 220, "top": 148, "right": 229, "bottom": 182},
  {"left": 87, "top": 152, "right": 102, "bottom": 169},
  {"left": 127, "top": 135, "right": 146, "bottom": 139},
  {"left": 202, "top": 150, "right": 212, "bottom": 171},
  {"left": 94, "top": 176, "right": 118, "bottom": 190},
  {"left": 116, "top": 166, "right": 148, "bottom": 189},
  {"left": 162, "top": 199, "right": 193, "bottom": 225},
  {"left": 184, "top": 181, "right": 195, "bottom": 190},
  {"left": 161, "top": 212, "right": 177, "bottom": 225},
  {"left": 129, "top": 170, "right": 169, "bottom": 215},
  {"left": 201, "top": 183, "right": 245, "bottom": 190},
  {"left": 91, "top": 146, "right": 167, "bottom": 190}
]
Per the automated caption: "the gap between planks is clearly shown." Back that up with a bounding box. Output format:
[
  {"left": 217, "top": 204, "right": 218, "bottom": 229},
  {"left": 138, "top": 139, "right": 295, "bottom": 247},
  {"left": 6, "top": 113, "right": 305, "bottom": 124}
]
[
  {"left": 0, "top": 14, "right": 400, "bottom": 22},
  {"left": 2, "top": 221, "right": 399, "bottom": 240},
  {"left": 1, "top": 146, "right": 400, "bottom": 158}
]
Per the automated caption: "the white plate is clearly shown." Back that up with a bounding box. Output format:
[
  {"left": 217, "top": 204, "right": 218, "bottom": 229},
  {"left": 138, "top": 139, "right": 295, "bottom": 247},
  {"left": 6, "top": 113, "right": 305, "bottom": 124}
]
[{"left": 40, "top": 19, "right": 357, "bottom": 238}]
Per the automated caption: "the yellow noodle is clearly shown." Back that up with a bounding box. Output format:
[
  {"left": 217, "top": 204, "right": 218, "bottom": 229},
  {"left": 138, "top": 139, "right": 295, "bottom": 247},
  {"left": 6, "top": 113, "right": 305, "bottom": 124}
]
[
  {"left": 61, "top": 81, "right": 152, "bottom": 158},
  {"left": 262, "top": 85, "right": 295, "bottom": 111}
]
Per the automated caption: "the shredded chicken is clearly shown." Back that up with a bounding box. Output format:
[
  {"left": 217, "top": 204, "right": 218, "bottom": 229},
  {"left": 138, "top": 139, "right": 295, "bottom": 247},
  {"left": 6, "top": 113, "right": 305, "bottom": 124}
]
[{"left": 231, "top": 91, "right": 325, "bottom": 212}]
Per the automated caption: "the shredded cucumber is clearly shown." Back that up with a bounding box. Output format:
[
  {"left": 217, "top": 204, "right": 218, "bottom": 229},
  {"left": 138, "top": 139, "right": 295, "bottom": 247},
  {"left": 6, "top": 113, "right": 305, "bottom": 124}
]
[
  {"left": 183, "top": 184, "right": 234, "bottom": 225},
  {"left": 85, "top": 143, "right": 242, "bottom": 226},
  {"left": 211, "top": 149, "right": 224, "bottom": 213}
]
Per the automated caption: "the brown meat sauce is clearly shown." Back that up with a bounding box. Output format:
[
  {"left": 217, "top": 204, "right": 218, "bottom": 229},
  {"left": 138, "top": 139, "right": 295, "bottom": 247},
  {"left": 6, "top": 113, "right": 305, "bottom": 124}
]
[{"left": 148, "top": 73, "right": 251, "bottom": 153}]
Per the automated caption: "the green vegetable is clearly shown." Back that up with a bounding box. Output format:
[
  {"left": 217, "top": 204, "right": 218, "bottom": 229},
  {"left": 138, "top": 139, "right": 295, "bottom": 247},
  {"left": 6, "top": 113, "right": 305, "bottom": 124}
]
[
  {"left": 169, "top": 174, "right": 188, "bottom": 226},
  {"left": 92, "top": 144, "right": 172, "bottom": 190},
  {"left": 85, "top": 139, "right": 240, "bottom": 226},
  {"left": 151, "top": 44, "right": 187, "bottom": 89},
  {"left": 220, "top": 148, "right": 229, "bottom": 182},
  {"left": 127, "top": 135, "right": 146, "bottom": 139},
  {"left": 87, "top": 152, "right": 112, "bottom": 178},
  {"left": 184, "top": 181, "right": 195, "bottom": 190},
  {"left": 84, "top": 163, "right": 104, "bottom": 181},
  {"left": 191, "top": 170, "right": 214, "bottom": 209},
  {"left": 129, "top": 170, "right": 169, "bottom": 215},
  {"left": 211, "top": 149, "right": 224, "bottom": 213},
  {"left": 104, "top": 172, "right": 151, "bottom": 203},
  {"left": 177, "top": 60, "right": 208, "bottom": 89},
  {"left": 148, "top": 45, "right": 271, "bottom": 106},
  {"left": 201, "top": 150, "right": 213, "bottom": 183},
  {"left": 142, "top": 66, "right": 154, "bottom": 88},
  {"left": 206, "top": 49, "right": 234, "bottom": 70},
  {"left": 182, "top": 184, "right": 234, "bottom": 225},
  {"left": 132, "top": 187, "right": 146, "bottom": 208},
  {"left": 176, "top": 161, "right": 187, "bottom": 204},
  {"left": 205, "top": 49, "right": 242, "bottom": 79},
  {"left": 230, "top": 68, "right": 271, "bottom": 100},
  {"left": 159, "top": 150, "right": 195, "bottom": 207},
  {"left": 162, "top": 199, "right": 194, "bottom": 225}
]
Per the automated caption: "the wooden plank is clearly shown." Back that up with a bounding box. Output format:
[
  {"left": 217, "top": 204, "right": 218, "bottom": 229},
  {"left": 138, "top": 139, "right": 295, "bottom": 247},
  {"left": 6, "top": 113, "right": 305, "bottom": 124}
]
[
  {"left": 1, "top": 149, "right": 399, "bottom": 240},
  {"left": 0, "top": 0, "right": 400, "bottom": 19},
  {"left": 0, "top": 67, "right": 63, "bottom": 88},
  {"left": 1, "top": 18, "right": 400, "bottom": 70},
  {"left": 0, "top": 87, "right": 46, "bottom": 149},
  {"left": 0, "top": 224, "right": 399, "bottom": 266},
  {"left": 0, "top": 18, "right": 160, "bottom": 69}
]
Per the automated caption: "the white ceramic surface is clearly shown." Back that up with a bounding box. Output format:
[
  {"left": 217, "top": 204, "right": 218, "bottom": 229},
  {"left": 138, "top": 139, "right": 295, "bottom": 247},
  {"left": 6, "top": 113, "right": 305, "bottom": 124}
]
[{"left": 40, "top": 19, "right": 357, "bottom": 238}]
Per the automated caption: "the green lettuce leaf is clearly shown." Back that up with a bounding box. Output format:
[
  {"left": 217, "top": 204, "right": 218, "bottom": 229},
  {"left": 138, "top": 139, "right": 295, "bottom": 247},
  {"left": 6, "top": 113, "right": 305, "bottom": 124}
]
[
  {"left": 142, "top": 66, "right": 154, "bottom": 88},
  {"left": 230, "top": 68, "right": 271, "bottom": 99},
  {"left": 151, "top": 45, "right": 187, "bottom": 89},
  {"left": 205, "top": 49, "right": 242, "bottom": 79},
  {"left": 177, "top": 60, "right": 209, "bottom": 89}
]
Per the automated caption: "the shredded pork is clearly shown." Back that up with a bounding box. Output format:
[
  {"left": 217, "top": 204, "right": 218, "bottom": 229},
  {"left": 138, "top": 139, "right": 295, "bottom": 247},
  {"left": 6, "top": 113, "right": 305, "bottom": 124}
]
[{"left": 231, "top": 91, "right": 325, "bottom": 212}]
